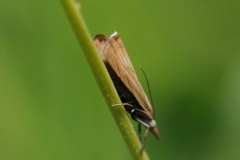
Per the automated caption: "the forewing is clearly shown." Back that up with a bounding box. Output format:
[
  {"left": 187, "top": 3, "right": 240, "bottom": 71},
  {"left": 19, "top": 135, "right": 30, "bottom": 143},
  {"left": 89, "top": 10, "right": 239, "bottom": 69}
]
[{"left": 94, "top": 32, "right": 153, "bottom": 117}]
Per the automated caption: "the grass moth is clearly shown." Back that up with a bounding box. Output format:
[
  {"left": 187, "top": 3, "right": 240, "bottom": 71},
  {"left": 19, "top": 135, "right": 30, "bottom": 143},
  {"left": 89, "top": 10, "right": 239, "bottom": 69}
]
[{"left": 94, "top": 32, "right": 161, "bottom": 153}]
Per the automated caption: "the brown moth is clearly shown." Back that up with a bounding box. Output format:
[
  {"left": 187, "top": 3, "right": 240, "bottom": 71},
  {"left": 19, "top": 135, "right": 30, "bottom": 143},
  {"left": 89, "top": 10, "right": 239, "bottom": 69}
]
[{"left": 94, "top": 32, "right": 161, "bottom": 153}]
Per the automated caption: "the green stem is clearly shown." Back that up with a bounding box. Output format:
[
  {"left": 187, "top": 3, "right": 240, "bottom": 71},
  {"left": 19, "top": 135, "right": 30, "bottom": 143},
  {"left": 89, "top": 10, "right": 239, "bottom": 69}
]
[{"left": 60, "top": 0, "right": 149, "bottom": 159}]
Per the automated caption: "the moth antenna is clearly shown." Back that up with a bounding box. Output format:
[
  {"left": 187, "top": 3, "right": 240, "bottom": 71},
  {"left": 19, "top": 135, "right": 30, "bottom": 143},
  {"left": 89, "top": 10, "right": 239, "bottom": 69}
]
[{"left": 140, "top": 67, "right": 155, "bottom": 117}]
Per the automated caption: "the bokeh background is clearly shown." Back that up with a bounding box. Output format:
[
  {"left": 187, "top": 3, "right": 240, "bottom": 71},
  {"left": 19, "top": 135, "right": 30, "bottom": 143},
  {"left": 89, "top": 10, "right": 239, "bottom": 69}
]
[{"left": 1, "top": 0, "right": 240, "bottom": 159}]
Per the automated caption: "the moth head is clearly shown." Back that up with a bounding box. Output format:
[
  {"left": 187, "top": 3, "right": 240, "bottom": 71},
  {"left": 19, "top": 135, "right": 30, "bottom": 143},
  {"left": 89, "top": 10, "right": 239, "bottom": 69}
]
[{"left": 149, "top": 119, "right": 156, "bottom": 127}]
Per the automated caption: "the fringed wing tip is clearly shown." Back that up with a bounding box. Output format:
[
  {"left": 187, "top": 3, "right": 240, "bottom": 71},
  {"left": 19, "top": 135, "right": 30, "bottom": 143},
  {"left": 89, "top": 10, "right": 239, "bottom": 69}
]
[
  {"left": 95, "top": 32, "right": 120, "bottom": 42},
  {"left": 110, "top": 31, "right": 120, "bottom": 40}
]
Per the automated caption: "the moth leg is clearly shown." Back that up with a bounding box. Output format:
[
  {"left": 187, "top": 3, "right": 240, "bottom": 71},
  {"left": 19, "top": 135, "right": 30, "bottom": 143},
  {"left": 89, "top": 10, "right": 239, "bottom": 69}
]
[
  {"left": 138, "top": 123, "right": 142, "bottom": 141},
  {"left": 112, "top": 103, "right": 132, "bottom": 107},
  {"left": 140, "top": 127, "right": 150, "bottom": 155}
]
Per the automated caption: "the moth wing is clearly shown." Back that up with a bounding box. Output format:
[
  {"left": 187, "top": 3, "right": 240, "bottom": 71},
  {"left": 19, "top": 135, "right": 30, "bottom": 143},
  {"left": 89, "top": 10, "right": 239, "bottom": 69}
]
[{"left": 94, "top": 32, "right": 153, "bottom": 117}]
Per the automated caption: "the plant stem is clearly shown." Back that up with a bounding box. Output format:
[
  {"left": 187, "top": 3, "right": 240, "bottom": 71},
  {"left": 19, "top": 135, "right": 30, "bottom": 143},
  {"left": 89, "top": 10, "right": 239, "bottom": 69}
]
[{"left": 60, "top": 0, "right": 149, "bottom": 159}]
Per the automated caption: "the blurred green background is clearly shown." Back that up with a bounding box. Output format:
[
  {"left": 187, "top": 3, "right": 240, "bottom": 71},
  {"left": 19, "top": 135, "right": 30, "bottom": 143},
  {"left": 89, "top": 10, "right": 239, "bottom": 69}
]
[{"left": 1, "top": 0, "right": 240, "bottom": 159}]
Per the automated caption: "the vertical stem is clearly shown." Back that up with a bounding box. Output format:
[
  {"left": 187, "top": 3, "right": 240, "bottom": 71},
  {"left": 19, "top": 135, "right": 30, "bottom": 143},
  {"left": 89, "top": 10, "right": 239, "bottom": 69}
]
[{"left": 60, "top": 0, "right": 149, "bottom": 159}]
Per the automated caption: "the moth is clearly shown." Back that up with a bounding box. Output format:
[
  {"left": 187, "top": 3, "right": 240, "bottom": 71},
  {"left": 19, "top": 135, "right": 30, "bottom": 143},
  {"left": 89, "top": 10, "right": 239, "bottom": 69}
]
[{"left": 94, "top": 32, "right": 161, "bottom": 153}]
